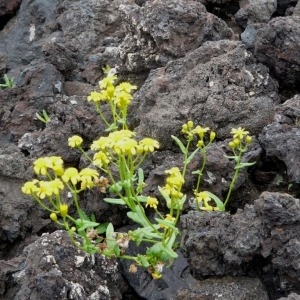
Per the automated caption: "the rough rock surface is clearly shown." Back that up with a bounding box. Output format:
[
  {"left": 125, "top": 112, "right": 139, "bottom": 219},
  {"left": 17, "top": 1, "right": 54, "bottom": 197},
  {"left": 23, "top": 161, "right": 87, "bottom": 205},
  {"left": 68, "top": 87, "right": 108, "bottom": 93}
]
[
  {"left": 130, "top": 39, "right": 278, "bottom": 149},
  {"left": 181, "top": 192, "right": 300, "bottom": 298},
  {"left": 0, "top": 0, "right": 300, "bottom": 299},
  {"left": 0, "top": 230, "right": 124, "bottom": 299}
]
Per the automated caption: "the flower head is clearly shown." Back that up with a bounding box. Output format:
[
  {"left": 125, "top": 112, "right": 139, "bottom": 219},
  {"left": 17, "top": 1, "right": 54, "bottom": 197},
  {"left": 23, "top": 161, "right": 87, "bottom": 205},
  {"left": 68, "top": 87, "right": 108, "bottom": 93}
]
[
  {"left": 114, "top": 90, "right": 133, "bottom": 109},
  {"left": 113, "top": 138, "right": 137, "bottom": 156},
  {"left": 99, "top": 74, "right": 117, "bottom": 89},
  {"left": 93, "top": 151, "right": 110, "bottom": 167},
  {"left": 59, "top": 203, "right": 68, "bottom": 218},
  {"left": 22, "top": 180, "right": 39, "bottom": 195},
  {"left": 33, "top": 157, "right": 49, "bottom": 175},
  {"left": 116, "top": 82, "right": 137, "bottom": 93},
  {"left": 36, "top": 181, "right": 52, "bottom": 199},
  {"left": 192, "top": 125, "right": 210, "bottom": 139},
  {"left": 68, "top": 135, "right": 83, "bottom": 148},
  {"left": 138, "top": 138, "right": 159, "bottom": 153},
  {"left": 145, "top": 196, "right": 159, "bottom": 209},
  {"left": 62, "top": 167, "right": 81, "bottom": 185},
  {"left": 79, "top": 168, "right": 99, "bottom": 189},
  {"left": 231, "top": 127, "right": 249, "bottom": 140},
  {"left": 91, "top": 136, "right": 113, "bottom": 151},
  {"left": 48, "top": 178, "right": 64, "bottom": 195}
]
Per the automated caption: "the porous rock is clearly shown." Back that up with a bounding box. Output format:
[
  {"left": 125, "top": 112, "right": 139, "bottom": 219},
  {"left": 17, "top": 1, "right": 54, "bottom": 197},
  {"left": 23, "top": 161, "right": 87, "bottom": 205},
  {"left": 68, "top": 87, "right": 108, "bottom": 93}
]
[
  {"left": 254, "top": 15, "right": 300, "bottom": 89},
  {"left": 181, "top": 192, "right": 300, "bottom": 296},
  {"left": 0, "top": 230, "right": 123, "bottom": 299},
  {"left": 129, "top": 39, "right": 278, "bottom": 149},
  {"left": 118, "top": 0, "right": 235, "bottom": 71}
]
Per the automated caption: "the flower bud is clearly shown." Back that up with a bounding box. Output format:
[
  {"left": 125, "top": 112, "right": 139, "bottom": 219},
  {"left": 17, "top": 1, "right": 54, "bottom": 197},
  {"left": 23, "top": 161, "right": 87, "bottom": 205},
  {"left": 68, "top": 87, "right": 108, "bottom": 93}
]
[
  {"left": 197, "top": 140, "right": 204, "bottom": 148},
  {"left": 210, "top": 131, "right": 216, "bottom": 142},
  {"left": 229, "top": 141, "right": 235, "bottom": 149},
  {"left": 187, "top": 120, "right": 194, "bottom": 129},
  {"left": 71, "top": 227, "right": 76, "bottom": 232},
  {"left": 246, "top": 135, "right": 252, "bottom": 144},
  {"left": 50, "top": 213, "right": 58, "bottom": 222},
  {"left": 59, "top": 203, "right": 68, "bottom": 218},
  {"left": 233, "top": 138, "right": 240, "bottom": 147}
]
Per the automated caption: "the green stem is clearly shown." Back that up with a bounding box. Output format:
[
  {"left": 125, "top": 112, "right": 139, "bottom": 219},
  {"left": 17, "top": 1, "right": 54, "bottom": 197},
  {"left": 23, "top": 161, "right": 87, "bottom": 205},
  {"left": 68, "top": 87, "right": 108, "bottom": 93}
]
[{"left": 195, "top": 149, "right": 207, "bottom": 194}]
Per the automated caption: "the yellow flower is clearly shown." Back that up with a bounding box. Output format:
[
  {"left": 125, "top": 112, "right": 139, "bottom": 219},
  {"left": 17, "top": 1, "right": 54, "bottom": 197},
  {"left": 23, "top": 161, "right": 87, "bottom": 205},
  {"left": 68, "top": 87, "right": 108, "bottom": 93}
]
[
  {"left": 181, "top": 121, "right": 194, "bottom": 138},
  {"left": 48, "top": 156, "right": 64, "bottom": 176},
  {"left": 145, "top": 196, "right": 159, "bottom": 209},
  {"left": 196, "top": 191, "right": 211, "bottom": 204},
  {"left": 114, "top": 90, "right": 133, "bottom": 109},
  {"left": 230, "top": 127, "right": 249, "bottom": 140},
  {"left": 138, "top": 138, "right": 159, "bottom": 153},
  {"left": 116, "top": 82, "right": 137, "bottom": 93},
  {"left": 36, "top": 181, "right": 52, "bottom": 199},
  {"left": 59, "top": 203, "right": 68, "bottom": 218},
  {"left": 48, "top": 178, "right": 64, "bottom": 195},
  {"left": 165, "top": 167, "right": 184, "bottom": 186},
  {"left": 113, "top": 138, "right": 137, "bottom": 156},
  {"left": 93, "top": 151, "right": 110, "bottom": 167},
  {"left": 33, "top": 157, "right": 49, "bottom": 175},
  {"left": 99, "top": 74, "right": 117, "bottom": 89},
  {"left": 68, "top": 135, "right": 83, "bottom": 148},
  {"left": 22, "top": 180, "right": 39, "bottom": 195},
  {"left": 50, "top": 212, "right": 58, "bottom": 222},
  {"left": 91, "top": 136, "right": 113, "bottom": 150},
  {"left": 79, "top": 168, "right": 99, "bottom": 189},
  {"left": 164, "top": 214, "right": 176, "bottom": 222},
  {"left": 87, "top": 91, "right": 104, "bottom": 102},
  {"left": 192, "top": 125, "right": 210, "bottom": 139},
  {"left": 62, "top": 167, "right": 81, "bottom": 185},
  {"left": 246, "top": 136, "right": 252, "bottom": 144},
  {"left": 109, "top": 130, "right": 136, "bottom": 142}
]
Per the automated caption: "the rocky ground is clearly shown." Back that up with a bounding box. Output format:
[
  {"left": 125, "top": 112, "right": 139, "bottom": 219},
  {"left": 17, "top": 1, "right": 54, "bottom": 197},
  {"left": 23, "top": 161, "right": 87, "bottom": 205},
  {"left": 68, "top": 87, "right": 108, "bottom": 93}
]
[{"left": 0, "top": 0, "right": 300, "bottom": 299}]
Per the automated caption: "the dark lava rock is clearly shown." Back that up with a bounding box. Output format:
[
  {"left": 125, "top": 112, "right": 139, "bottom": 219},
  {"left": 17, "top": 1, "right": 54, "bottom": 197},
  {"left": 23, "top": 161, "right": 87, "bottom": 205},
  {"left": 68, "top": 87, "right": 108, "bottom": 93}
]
[
  {"left": 129, "top": 39, "right": 278, "bottom": 149},
  {"left": 0, "top": 230, "right": 124, "bottom": 299},
  {"left": 181, "top": 192, "right": 300, "bottom": 297}
]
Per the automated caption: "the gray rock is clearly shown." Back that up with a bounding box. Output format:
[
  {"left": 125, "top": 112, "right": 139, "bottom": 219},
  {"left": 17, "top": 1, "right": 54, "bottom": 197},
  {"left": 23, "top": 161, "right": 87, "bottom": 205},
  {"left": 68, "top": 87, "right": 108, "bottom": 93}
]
[
  {"left": 254, "top": 15, "right": 300, "bottom": 88},
  {"left": 119, "top": 0, "right": 235, "bottom": 71},
  {"left": 259, "top": 121, "right": 300, "bottom": 182},
  {"left": 278, "top": 293, "right": 300, "bottom": 300},
  {"left": 130, "top": 39, "right": 278, "bottom": 149},
  {"left": 180, "top": 192, "right": 300, "bottom": 295},
  {"left": 0, "top": 230, "right": 123, "bottom": 299},
  {"left": 176, "top": 276, "right": 269, "bottom": 300}
]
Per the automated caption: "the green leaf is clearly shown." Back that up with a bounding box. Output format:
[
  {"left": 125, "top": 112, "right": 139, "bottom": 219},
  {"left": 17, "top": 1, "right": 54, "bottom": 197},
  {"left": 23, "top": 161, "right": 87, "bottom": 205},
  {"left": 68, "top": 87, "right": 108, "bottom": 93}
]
[
  {"left": 127, "top": 205, "right": 149, "bottom": 227},
  {"left": 97, "top": 223, "right": 109, "bottom": 234},
  {"left": 76, "top": 219, "right": 100, "bottom": 232},
  {"left": 105, "top": 123, "right": 118, "bottom": 132},
  {"left": 205, "top": 191, "right": 225, "bottom": 211},
  {"left": 235, "top": 162, "right": 256, "bottom": 169},
  {"left": 137, "top": 255, "right": 150, "bottom": 268},
  {"left": 106, "top": 223, "right": 116, "bottom": 249},
  {"left": 154, "top": 218, "right": 177, "bottom": 230},
  {"left": 136, "top": 196, "right": 147, "bottom": 202},
  {"left": 158, "top": 186, "right": 172, "bottom": 208},
  {"left": 104, "top": 198, "right": 126, "bottom": 205},
  {"left": 171, "top": 135, "right": 187, "bottom": 155},
  {"left": 186, "top": 147, "right": 200, "bottom": 164},
  {"left": 136, "top": 168, "right": 145, "bottom": 194}
]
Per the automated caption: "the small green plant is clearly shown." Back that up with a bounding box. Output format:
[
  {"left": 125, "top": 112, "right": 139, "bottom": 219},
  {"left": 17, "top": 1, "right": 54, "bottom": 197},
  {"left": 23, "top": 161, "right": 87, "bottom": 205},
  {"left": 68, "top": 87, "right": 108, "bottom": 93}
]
[
  {"left": 22, "top": 67, "right": 254, "bottom": 279},
  {"left": 0, "top": 74, "right": 15, "bottom": 89},
  {"left": 35, "top": 110, "right": 51, "bottom": 124}
]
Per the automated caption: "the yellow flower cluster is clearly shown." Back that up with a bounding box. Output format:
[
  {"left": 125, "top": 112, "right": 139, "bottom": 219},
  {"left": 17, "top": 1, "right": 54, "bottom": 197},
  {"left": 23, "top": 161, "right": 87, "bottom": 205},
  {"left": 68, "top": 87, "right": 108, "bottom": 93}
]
[
  {"left": 181, "top": 121, "right": 216, "bottom": 147},
  {"left": 163, "top": 167, "right": 184, "bottom": 203},
  {"left": 91, "top": 130, "right": 159, "bottom": 162},
  {"left": 87, "top": 73, "right": 137, "bottom": 110},
  {"left": 228, "top": 127, "right": 252, "bottom": 149},
  {"left": 195, "top": 191, "right": 220, "bottom": 211},
  {"left": 22, "top": 156, "right": 100, "bottom": 199}
]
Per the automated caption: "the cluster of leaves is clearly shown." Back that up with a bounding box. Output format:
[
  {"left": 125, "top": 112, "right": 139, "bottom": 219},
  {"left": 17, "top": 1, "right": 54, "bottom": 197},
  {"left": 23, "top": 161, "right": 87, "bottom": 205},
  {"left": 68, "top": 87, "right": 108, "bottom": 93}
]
[
  {"left": 0, "top": 74, "right": 14, "bottom": 89},
  {"left": 22, "top": 67, "right": 254, "bottom": 279}
]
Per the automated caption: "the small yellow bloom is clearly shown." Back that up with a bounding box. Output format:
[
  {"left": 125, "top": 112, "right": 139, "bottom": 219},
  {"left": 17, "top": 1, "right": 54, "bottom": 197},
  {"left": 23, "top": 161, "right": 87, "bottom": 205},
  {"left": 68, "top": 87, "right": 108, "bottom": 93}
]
[
  {"left": 50, "top": 213, "right": 58, "bottom": 222},
  {"left": 116, "top": 82, "right": 137, "bottom": 93},
  {"left": 36, "top": 181, "right": 52, "bottom": 199},
  {"left": 93, "top": 151, "right": 110, "bottom": 167},
  {"left": 231, "top": 127, "right": 249, "bottom": 140},
  {"left": 109, "top": 130, "right": 136, "bottom": 142},
  {"left": 99, "top": 74, "right": 117, "bottom": 89},
  {"left": 21, "top": 180, "right": 39, "bottom": 195},
  {"left": 62, "top": 167, "right": 81, "bottom": 185},
  {"left": 113, "top": 138, "right": 137, "bottom": 156},
  {"left": 246, "top": 135, "right": 252, "bottom": 144},
  {"left": 59, "top": 203, "right": 68, "bottom": 218},
  {"left": 196, "top": 191, "right": 211, "bottom": 204},
  {"left": 192, "top": 125, "right": 210, "bottom": 139},
  {"left": 79, "top": 168, "right": 99, "bottom": 189},
  {"left": 91, "top": 136, "right": 113, "bottom": 150},
  {"left": 87, "top": 91, "right": 105, "bottom": 102},
  {"left": 210, "top": 131, "right": 216, "bottom": 142},
  {"left": 68, "top": 135, "right": 83, "bottom": 148},
  {"left": 145, "top": 196, "right": 159, "bottom": 209},
  {"left": 33, "top": 157, "right": 49, "bottom": 175},
  {"left": 138, "top": 138, "right": 159, "bottom": 153},
  {"left": 165, "top": 214, "right": 176, "bottom": 222},
  {"left": 48, "top": 178, "right": 64, "bottom": 195},
  {"left": 114, "top": 90, "right": 133, "bottom": 109}
]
